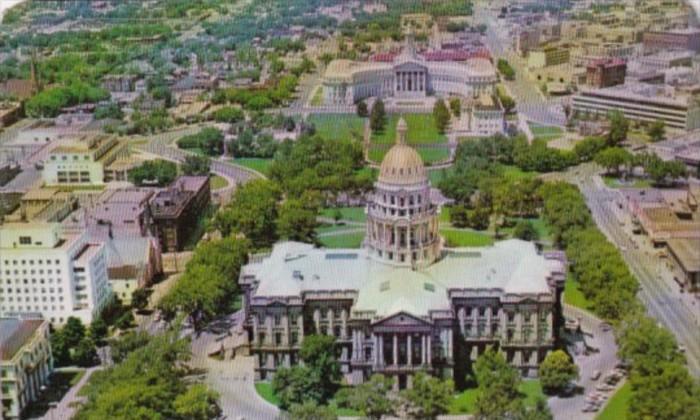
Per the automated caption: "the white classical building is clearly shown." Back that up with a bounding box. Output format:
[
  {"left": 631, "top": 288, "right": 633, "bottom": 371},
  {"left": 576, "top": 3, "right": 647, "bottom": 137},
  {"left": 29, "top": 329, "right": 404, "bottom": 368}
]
[
  {"left": 0, "top": 223, "right": 112, "bottom": 325},
  {"left": 322, "top": 34, "right": 498, "bottom": 106},
  {"left": 240, "top": 119, "right": 566, "bottom": 388}
]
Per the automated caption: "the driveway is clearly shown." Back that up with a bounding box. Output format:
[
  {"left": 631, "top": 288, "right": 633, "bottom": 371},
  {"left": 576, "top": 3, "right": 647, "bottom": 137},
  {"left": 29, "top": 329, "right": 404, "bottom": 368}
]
[
  {"left": 548, "top": 305, "right": 620, "bottom": 419},
  {"left": 189, "top": 313, "right": 282, "bottom": 420}
]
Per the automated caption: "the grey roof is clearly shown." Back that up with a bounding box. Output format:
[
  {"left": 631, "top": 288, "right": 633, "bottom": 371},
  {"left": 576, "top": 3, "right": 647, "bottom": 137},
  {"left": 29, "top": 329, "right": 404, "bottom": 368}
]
[
  {"left": 0, "top": 318, "right": 43, "bottom": 360},
  {"left": 246, "top": 239, "right": 559, "bottom": 319}
]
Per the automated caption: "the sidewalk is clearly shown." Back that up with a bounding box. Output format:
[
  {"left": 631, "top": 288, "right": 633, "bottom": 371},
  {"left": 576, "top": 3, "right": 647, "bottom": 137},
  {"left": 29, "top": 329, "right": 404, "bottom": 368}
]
[{"left": 42, "top": 366, "right": 102, "bottom": 420}]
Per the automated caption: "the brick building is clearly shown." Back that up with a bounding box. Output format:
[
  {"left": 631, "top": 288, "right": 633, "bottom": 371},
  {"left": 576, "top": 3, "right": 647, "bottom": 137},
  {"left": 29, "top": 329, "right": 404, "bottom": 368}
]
[
  {"left": 586, "top": 58, "right": 627, "bottom": 88},
  {"left": 643, "top": 28, "right": 700, "bottom": 53},
  {"left": 150, "top": 176, "right": 210, "bottom": 252}
]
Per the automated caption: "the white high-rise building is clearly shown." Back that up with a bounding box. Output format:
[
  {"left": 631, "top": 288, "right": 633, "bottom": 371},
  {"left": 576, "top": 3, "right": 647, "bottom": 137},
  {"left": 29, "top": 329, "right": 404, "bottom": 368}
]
[{"left": 0, "top": 222, "right": 111, "bottom": 325}]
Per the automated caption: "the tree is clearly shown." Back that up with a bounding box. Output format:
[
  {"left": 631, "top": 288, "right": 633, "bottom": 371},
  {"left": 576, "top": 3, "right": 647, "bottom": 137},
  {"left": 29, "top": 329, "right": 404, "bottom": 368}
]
[
  {"left": 109, "top": 331, "right": 151, "bottom": 363},
  {"left": 89, "top": 317, "right": 108, "bottom": 344},
  {"left": 594, "top": 147, "right": 631, "bottom": 176},
  {"left": 276, "top": 197, "right": 319, "bottom": 243},
  {"left": 63, "top": 317, "right": 87, "bottom": 347},
  {"left": 400, "top": 372, "right": 454, "bottom": 419},
  {"left": 513, "top": 219, "right": 539, "bottom": 241},
  {"left": 131, "top": 288, "right": 153, "bottom": 312},
  {"left": 628, "top": 362, "right": 700, "bottom": 420},
  {"left": 474, "top": 349, "right": 524, "bottom": 419},
  {"left": 181, "top": 155, "right": 210, "bottom": 176},
  {"left": 299, "top": 335, "right": 342, "bottom": 400},
  {"left": 539, "top": 350, "right": 579, "bottom": 393},
  {"left": 518, "top": 397, "right": 554, "bottom": 420},
  {"left": 343, "top": 374, "right": 394, "bottom": 419},
  {"left": 288, "top": 401, "right": 336, "bottom": 420},
  {"left": 433, "top": 99, "right": 451, "bottom": 134},
  {"left": 115, "top": 311, "right": 135, "bottom": 330},
  {"left": 606, "top": 110, "right": 629, "bottom": 146},
  {"left": 177, "top": 127, "right": 224, "bottom": 156},
  {"left": 647, "top": 120, "right": 666, "bottom": 142},
  {"left": 213, "top": 179, "right": 281, "bottom": 246},
  {"left": 73, "top": 337, "right": 98, "bottom": 367},
  {"left": 370, "top": 99, "right": 386, "bottom": 132},
  {"left": 173, "top": 384, "right": 221, "bottom": 420},
  {"left": 497, "top": 90, "right": 516, "bottom": 114},
  {"left": 356, "top": 101, "right": 368, "bottom": 117},
  {"left": 94, "top": 102, "right": 124, "bottom": 120},
  {"left": 128, "top": 160, "right": 177, "bottom": 186},
  {"left": 212, "top": 106, "right": 244, "bottom": 124},
  {"left": 616, "top": 313, "right": 684, "bottom": 377},
  {"left": 449, "top": 97, "right": 461, "bottom": 117}
]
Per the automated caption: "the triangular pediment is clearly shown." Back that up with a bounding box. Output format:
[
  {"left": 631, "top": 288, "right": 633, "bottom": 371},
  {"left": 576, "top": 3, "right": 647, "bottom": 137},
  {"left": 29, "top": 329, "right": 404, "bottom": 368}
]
[
  {"left": 267, "top": 300, "right": 287, "bottom": 307},
  {"left": 394, "top": 61, "right": 427, "bottom": 72},
  {"left": 372, "top": 310, "right": 431, "bottom": 327}
]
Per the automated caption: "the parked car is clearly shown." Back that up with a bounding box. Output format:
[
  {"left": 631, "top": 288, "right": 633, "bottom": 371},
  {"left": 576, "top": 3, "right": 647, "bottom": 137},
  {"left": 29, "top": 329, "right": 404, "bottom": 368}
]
[{"left": 590, "top": 370, "right": 601, "bottom": 381}]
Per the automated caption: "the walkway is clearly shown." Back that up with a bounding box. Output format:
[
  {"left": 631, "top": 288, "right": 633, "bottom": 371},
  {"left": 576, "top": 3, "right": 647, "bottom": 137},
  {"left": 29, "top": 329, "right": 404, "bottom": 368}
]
[{"left": 42, "top": 366, "right": 102, "bottom": 420}]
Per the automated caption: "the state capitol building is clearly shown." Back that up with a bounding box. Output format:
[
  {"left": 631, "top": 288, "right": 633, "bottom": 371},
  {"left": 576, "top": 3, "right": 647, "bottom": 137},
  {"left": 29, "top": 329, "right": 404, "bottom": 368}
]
[{"left": 240, "top": 119, "right": 566, "bottom": 388}]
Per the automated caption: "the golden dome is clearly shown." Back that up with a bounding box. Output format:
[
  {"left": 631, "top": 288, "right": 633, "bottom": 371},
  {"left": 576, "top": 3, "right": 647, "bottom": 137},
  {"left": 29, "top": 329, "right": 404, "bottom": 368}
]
[
  {"left": 378, "top": 144, "right": 427, "bottom": 185},
  {"left": 377, "top": 118, "right": 426, "bottom": 185}
]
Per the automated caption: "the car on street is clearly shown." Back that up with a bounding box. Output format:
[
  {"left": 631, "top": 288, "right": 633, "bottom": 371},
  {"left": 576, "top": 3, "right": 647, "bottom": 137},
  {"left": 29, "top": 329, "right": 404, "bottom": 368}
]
[{"left": 590, "top": 370, "right": 601, "bottom": 381}]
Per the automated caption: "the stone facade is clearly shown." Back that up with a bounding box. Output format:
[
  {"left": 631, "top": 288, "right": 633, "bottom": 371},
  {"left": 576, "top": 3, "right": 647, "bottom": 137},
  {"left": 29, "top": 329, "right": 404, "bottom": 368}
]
[{"left": 240, "top": 120, "right": 565, "bottom": 387}]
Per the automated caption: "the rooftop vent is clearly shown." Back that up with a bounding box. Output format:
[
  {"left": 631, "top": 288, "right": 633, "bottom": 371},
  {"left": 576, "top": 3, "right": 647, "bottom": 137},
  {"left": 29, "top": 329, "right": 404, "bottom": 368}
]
[
  {"left": 293, "top": 270, "right": 303, "bottom": 281},
  {"left": 424, "top": 282, "right": 435, "bottom": 292},
  {"left": 325, "top": 253, "right": 358, "bottom": 260},
  {"left": 380, "top": 281, "right": 390, "bottom": 292}
]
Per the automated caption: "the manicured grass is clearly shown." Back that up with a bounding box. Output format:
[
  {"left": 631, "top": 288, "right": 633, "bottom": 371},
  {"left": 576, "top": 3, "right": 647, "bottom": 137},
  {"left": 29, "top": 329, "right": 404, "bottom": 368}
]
[
  {"left": 450, "top": 380, "right": 544, "bottom": 414},
  {"left": 210, "top": 175, "right": 228, "bottom": 189},
  {"left": 372, "top": 114, "right": 447, "bottom": 145},
  {"left": 255, "top": 382, "right": 281, "bottom": 406},
  {"left": 564, "top": 275, "right": 593, "bottom": 312},
  {"left": 597, "top": 382, "right": 631, "bottom": 420},
  {"left": 428, "top": 166, "right": 454, "bottom": 186},
  {"left": 529, "top": 123, "right": 564, "bottom": 142},
  {"left": 369, "top": 146, "right": 449, "bottom": 164},
  {"left": 603, "top": 176, "right": 652, "bottom": 189},
  {"left": 320, "top": 206, "right": 367, "bottom": 222},
  {"left": 232, "top": 158, "right": 273, "bottom": 175},
  {"left": 310, "top": 86, "right": 324, "bottom": 106},
  {"left": 439, "top": 205, "right": 451, "bottom": 223},
  {"left": 308, "top": 113, "right": 365, "bottom": 142},
  {"left": 318, "top": 231, "right": 365, "bottom": 248},
  {"left": 498, "top": 164, "right": 536, "bottom": 181},
  {"left": 440, "top": 229, "right": 494, "bottom": 247}
]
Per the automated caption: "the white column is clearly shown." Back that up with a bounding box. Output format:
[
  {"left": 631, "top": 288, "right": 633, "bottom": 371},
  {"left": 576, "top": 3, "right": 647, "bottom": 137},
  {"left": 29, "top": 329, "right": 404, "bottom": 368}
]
[
  {"left": 265, "top": 315, "right": 273, "bottom": 345},
  {"left": 516, "top": 312, "right": 523, "bottom": 342},
  {"left": 282, "top": 314, "right": 289, "bottom": 345},
  {"left": 327, "top": 309, "right": 334, "bottom": 336},
  {"left": 407, "top": 334, "right": 413, "bottom": 366},
  {"left": 314, "top": 309, "right": 321, "bottom": 333},
  {"left": 486, "top": 307, "right": 492, "bottom": 337},
  {"left": 252, "top": 315, "right": 259, "bottom": 344},
  {"left": 379, "top": 334, "right": 385, "bottom": 365},
  {"left": 298, "top": 314, "right": 304, "bottom": 341},
  {"left": 341, "top": 309, "right": 348, "bottom": 339},
  {"left": 458, "top": 307, "right": 466, "bottom": 336},
  {"left": 427, "top": 334, "right": 432, "bottom": 364},
  {"left": 373, "top": 333, "right": 379, "bottom": 365},
  {"left": 393, "top": 334, "right": 398, "bottom": 366},
  {"left": 471, "top": 307, "right": 478, "bottom": 337}
]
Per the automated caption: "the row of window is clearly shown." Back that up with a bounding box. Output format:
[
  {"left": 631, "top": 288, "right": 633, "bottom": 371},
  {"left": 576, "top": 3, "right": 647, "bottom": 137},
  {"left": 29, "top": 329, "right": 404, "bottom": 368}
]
[
  {"left": 3, "top": 269, "right": 62, "bottom": 276},
  {"left": 2, "top": 305, "right": 65, "bottom": 312},
  {"left": 1, "top": 291, "right": 64, "bottom": 299},
  {"left": 2, "top": 259, "right": 62, "bottom": 266}
]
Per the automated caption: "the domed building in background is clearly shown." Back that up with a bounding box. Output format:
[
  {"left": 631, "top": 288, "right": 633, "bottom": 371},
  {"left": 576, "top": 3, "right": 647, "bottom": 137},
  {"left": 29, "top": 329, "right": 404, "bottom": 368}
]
[{"left": 240, "top": 119, "right": 566, "bottom": 388}]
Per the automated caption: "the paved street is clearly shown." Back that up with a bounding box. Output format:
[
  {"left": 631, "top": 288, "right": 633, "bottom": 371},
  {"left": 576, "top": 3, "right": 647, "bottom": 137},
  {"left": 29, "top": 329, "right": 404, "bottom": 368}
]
[
  {"left": 565, "top": 165, "right": 700, "bottom": 377},
  {"left": 549, "top": 305, "right": 620, "bottom": 419},
  {"left": 476, "top": 7, "right": 567, "bottom": 127},
  {"left": 189, "top": 313, "right": 282, "bottom": 420}
]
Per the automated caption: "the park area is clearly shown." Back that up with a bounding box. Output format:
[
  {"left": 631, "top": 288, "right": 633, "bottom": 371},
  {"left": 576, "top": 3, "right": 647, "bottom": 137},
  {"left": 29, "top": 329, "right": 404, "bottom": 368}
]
[
  {"left": 528, "top": 123, "right": 564, "bottom": 142},
  {"left": 449, "top": 380, "right": 545, "bottom": 414},
  {"left": 308, "top": 113, "right": 365, "bottom": 143}
]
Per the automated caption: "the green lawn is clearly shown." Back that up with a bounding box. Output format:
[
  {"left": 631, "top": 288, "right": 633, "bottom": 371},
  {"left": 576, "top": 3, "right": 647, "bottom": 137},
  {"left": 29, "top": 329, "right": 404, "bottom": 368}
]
[
  {"left": 428, "top": 166, "right": 454, "bottom": 186},
  {"left": 439, "top": 205, "right": 451, "bottom": 223},
  {"left": 529, "top": 123, "right": 564, "bottom": 142},
  {"left": 499, "top": 164, "right": 536, "bottom": 181},
  {"left": 255, "top": 382, "right": 281, "bottom": 406},
  {"left": 318, "top": 232, "right": 365, "bottom": 248},
  {"left": 369, "top": 146, "right": 449, "bottom": 164},
  {"left": 320, "top": 206, "right": 367, "bottom": 222},
  {"left": 450, "top": 380, "right": 544, "bottom": 414},
  {"left": 310, "top": 86, "right": 324, "bottom": 106},
  {"left": 232, "top": 158, "right": 273, "bottom": 175},
  {"left": 308, "top": 114, "right": 365, "bottom": 142},
  {"left": 597, "top": 382, "right": 631, "bottom": 420},
  {"left": 564, "top": 275, "right": 593, "bottom": 312},
  {"left": 372, "top": 114, "right": 447, "bottom": 145},
  {"left": 440, "top": 229, "right": 494, "bottom": 247},
  {"left": 210, "top": 175, "right": 228, "bottom": 189},
  {"left": 603, "top": 176, "right": 652, "bottom": 189}
]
